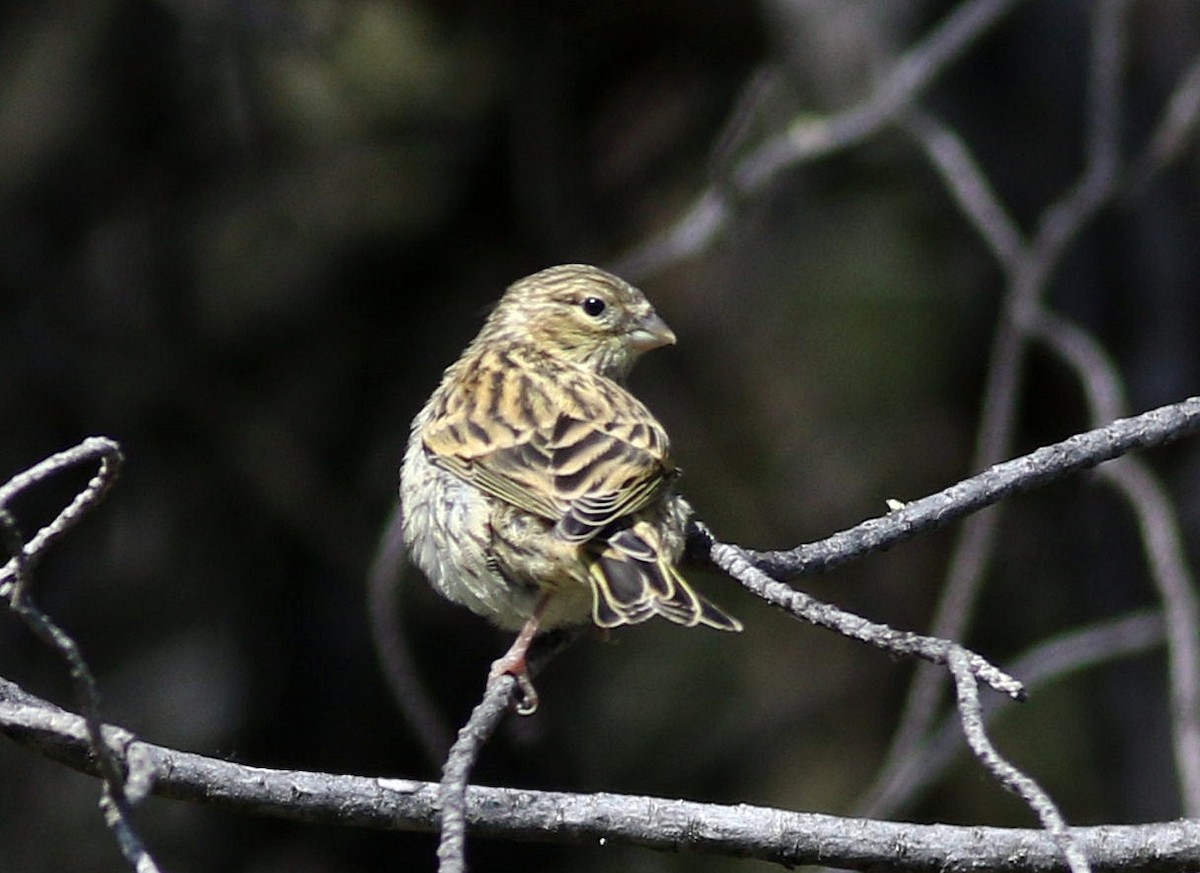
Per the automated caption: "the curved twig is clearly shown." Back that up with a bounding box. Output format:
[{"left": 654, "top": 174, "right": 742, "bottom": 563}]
[
  {"left": 366, "top": 503, "right": 453, "bottom": 769},
  {"left": 0, "top": 438, "right": 157, "bottom": 873},
  {"left": 0, "top": 436, "right": 125, "bottom": 592}
]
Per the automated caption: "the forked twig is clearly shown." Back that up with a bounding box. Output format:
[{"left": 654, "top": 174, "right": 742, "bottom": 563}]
[
  {"left": 948, "top": 650, "right": 1091, "bottom": 873},
  {"left": 0, "top": 438, "right": 159, "bottom": 872},
  {"left": 711, "top": 538, "right": 1024, "bottom": 699}
]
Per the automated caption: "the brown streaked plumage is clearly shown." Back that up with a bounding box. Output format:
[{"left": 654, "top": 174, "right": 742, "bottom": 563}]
[{"left": 400, "top": 264, "right": 740, "bottom": 711}]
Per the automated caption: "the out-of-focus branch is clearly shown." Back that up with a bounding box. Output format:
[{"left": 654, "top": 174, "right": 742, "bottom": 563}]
[
  {"left": 871, "top": 0, "right": 1200, "bottom": 824},
  {"left": 614, "top": 0, "right": 1032, "bottom": 279},
  {"left": 900, "top": 110, "right": 1025, "bottom": 269},
  {"left": 1101, "top": 460, "right": 1200, "bottom": 815},
  {"left": 367, "top": 503, "right": 453, "bottom": 770}
]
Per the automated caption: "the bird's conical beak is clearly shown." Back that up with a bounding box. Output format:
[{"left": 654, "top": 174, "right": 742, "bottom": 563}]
[{"left": 628, "top": 311, "right": 676, "bottom": 352}]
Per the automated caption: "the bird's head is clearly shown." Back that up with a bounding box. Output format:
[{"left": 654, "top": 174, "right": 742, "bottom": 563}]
[{"left": 479, "top": 264, "right": 676, "bottom": 381}]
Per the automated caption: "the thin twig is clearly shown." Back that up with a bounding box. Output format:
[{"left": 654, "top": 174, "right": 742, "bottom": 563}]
[
  {"left": 718, "top": 524, "right": 1064, "bottom": 864},
  {"left": 435, "top": 630, "right": 582, "bottom": 873},
  {"left": 0, "top": 436, "right": 125, "bottom": 591},
  {"left": 0, "top": 439, "right": 159, "bottom": 873},
  {"left": 437, "top": 676, "right": 513, "bottom": 873},
  {"left": 711, "top": 540, "right": 1025, "bottom": 700},
  {"left": 860, "top": 610, "right": 1165, "bottom": 817},
  {"left": 949, "top": 650, "right": 1091, "bottom": 873}
]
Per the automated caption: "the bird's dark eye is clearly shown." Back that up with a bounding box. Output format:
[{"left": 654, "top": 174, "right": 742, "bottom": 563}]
[{"left": 581, "top": 296, "right": 607, "bottom": 317}]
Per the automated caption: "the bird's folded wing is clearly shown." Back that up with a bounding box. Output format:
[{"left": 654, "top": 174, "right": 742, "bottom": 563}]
[{"left": 422, "top": 362, "right": 674, "bottom": 540}]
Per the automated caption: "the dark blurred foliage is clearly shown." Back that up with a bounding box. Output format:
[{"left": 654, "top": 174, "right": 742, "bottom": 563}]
[{"left": 1, "top": 1, "right": 1199, "bottom": 871}]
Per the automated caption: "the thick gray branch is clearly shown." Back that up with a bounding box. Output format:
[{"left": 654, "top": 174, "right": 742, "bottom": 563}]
[{"left": 2, "top": 678, "right": 1198, "bottom": 872}]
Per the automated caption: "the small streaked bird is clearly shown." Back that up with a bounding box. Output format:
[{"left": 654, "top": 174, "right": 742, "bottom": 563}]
[{"left": 400, "top": 264, "right": 740, "bottom": 712}]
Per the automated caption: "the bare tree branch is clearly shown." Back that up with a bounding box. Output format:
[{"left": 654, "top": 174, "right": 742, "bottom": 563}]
[
  {"left": 4, "top": 676, "right": 1200, "bottom": 872},
  {"left": 711, "top": 537, "right": 1024, "bottom": 698},
  {"left": 436, "top": 630, "right": 582, "bottom": 873},
  {"left": 739, "top": 396, "right": 1200, "bottom": 578}
]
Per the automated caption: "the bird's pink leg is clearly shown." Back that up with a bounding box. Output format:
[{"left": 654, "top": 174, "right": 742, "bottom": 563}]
[{"left": 488, "top": 595, "right": 548, "bottom": 715}]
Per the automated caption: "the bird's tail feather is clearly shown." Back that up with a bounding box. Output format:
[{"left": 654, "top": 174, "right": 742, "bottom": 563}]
[{"left": 587, "top": 526, "right": 741, "bottom": 632}]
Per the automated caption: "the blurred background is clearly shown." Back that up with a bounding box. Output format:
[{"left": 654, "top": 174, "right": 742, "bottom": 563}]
[{"left": 2, "top": 1, "right": 1200, "bottom": 870}]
